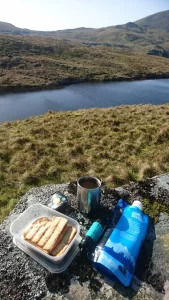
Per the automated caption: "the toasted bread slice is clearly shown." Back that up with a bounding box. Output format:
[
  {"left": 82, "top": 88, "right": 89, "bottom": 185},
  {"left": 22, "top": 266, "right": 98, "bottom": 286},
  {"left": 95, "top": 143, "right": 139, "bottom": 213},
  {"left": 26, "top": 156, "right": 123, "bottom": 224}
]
[
  {"left": 43, "top": 217, "right": 68, "bottom": 253},
  {"left": 31, "top": 221, "right": 51, "bottom": 244},
  {"left": 24, "top": 217, "right": 49, "bottom": 240},
  {"left": 24, "top": 217, "right": 49, "bottom": 237},
  {"left": 23, "top": 216, "right": 76, "bottom": 257},
  {"left": 32, "top": 225, "right": 69, "bottom": 254},
  {"left": 51, "top": 226, "right": 77, "bottom": 256},
  {"left": 37, "top": 216, "right": 60, "bottom": 247}
]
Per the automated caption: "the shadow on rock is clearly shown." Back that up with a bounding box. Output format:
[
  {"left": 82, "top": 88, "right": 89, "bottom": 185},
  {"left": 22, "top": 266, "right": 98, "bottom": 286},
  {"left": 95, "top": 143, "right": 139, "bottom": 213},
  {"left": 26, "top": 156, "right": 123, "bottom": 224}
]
[
  {"left": 135, "top": 218, "right": 156, "bottom": 281},
  {"left": 45, "top": 253, "right": 101, "bottom": 295},
  {"left": 104, "top": 276, "right": 140, "bottom": 300},
  {"left": 102, "top": 218, "right": 157, "bottom": 299},
  {"left": 45, "top": 272, "right": 70, "bottom": 294},
  {"left": 134, "top": 218, "right": 165, "bottom": 293}
]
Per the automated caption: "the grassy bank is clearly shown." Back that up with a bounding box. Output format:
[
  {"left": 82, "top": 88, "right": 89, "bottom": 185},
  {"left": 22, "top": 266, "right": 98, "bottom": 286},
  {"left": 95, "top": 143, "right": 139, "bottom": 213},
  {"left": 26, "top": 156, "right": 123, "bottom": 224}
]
[
  {"left": 1, "top": 35, "right": 169, "bottom": 91},
  {"left": 1, "top": 104, "right": 169, "bottom": 222}
]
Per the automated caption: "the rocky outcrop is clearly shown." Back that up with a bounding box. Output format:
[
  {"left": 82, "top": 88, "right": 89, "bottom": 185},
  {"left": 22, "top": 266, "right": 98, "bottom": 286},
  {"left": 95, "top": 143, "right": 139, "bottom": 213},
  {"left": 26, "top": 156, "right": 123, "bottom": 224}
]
[
  {"left": 148, "top": 48, "right": 169, "bottom": 58},
  {"left": 1, "top": 174, "right": 169, "bottom": 299},
  {"left": 116, "top": 22, "right": 145, "bottom": 33}
]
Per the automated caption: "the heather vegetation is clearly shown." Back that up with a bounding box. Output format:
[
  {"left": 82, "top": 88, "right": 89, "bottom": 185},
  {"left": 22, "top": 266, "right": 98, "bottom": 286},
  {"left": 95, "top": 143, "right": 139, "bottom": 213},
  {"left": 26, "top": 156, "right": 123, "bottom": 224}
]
[
  {"left": 0, "top": 35, "right": 169, "bottom": 92},
  {"left": 1, "top": 104, "right": 169, "bottom": 222}
]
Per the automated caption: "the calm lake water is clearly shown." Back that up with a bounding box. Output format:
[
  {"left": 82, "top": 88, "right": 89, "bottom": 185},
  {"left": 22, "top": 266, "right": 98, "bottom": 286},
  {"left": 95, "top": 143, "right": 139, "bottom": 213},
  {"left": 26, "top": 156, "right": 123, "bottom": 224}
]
[{"left": 0, "top": 79, "right": 169, "bottom": 122}]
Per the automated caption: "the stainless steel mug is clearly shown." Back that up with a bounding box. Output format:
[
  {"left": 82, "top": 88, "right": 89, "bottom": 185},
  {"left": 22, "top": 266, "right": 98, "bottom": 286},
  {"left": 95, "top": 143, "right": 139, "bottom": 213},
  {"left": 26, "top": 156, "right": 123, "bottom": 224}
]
[{"left": 77, "top": 176, "right": 102, "bottom": 214}]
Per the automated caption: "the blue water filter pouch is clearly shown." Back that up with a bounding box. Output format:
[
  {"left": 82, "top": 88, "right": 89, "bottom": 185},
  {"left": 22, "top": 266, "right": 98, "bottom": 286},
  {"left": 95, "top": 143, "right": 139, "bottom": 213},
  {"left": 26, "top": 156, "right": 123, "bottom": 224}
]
[{"left": 94, "top": 201, "right": 149, "bottom": 286}]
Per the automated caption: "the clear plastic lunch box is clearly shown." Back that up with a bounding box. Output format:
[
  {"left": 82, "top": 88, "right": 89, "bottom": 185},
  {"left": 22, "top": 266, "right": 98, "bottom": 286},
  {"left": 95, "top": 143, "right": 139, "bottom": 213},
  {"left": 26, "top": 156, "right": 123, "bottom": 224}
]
[
  {"left": 13, "top": 234, "right": 81, "bottom": 273},
  {"left": 10, "top": 204, "right": 80, "bottom": 265}
]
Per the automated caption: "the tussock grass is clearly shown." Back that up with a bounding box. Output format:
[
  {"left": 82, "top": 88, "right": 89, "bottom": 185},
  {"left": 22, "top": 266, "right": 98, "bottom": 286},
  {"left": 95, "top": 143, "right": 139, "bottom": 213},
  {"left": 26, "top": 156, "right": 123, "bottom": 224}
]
[{"left": 1, "top": 104, "right": 169, "bottom": 222}]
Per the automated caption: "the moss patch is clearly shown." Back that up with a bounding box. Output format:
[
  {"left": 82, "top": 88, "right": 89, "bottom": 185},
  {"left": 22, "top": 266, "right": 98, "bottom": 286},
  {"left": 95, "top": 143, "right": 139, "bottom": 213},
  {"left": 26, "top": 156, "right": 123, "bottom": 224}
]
[
  {"left": 143, "top": 198, "right": 169, "bottom": 222},
  {"left": 160, "top": 233, "right": 169, "bottom": 249}
]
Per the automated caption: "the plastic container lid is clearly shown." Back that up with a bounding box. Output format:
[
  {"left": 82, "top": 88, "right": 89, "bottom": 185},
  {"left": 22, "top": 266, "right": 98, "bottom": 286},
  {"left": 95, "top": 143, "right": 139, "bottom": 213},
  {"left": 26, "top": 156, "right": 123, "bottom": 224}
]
[{"left": 131, "top": 200, "right": 143, "bottom": 211}]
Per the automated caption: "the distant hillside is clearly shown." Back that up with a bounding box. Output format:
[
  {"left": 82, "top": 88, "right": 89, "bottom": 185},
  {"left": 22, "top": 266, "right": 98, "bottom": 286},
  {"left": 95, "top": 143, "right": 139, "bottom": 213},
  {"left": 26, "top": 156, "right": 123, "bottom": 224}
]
[
  {"left": 0, "top": 35, "right": 169, "bottom": 92},
  {"left": 0, "top": 10, "right": 169, "bottom": 58},
  {"left": 135, "top": 10, "right": 169, "bottom": 31},
  {"left": 0, "top": 21, "right": 32, "bottom": 34},
  {"left": 0, "top": 21, "right": 18, "bottom": 32}
]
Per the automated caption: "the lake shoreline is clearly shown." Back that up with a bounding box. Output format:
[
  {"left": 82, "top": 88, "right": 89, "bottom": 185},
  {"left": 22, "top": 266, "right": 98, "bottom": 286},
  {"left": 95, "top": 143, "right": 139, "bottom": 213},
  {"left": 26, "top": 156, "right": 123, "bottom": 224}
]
[{"left": 1, "top": 73, "right": 169, "bottom": 95}]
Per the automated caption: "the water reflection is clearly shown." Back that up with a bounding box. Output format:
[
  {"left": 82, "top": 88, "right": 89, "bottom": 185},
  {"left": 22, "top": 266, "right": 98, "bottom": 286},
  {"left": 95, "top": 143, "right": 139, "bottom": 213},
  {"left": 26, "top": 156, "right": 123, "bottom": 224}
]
[{"left": 0, "top": 79, "right": 169, "bottom": 122}]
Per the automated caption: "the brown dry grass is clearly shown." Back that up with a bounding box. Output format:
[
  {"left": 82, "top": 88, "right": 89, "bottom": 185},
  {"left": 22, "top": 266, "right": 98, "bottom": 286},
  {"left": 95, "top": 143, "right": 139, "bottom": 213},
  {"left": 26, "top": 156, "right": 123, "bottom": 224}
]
[
  {"left": 1, "top": 104, "right": 169, "bottom": 222},
  {"left": 1, "top": 35, "right": 169, "bottom": 90}
]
